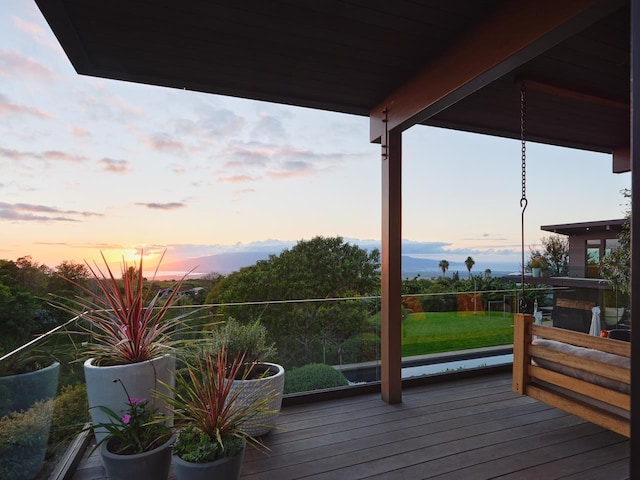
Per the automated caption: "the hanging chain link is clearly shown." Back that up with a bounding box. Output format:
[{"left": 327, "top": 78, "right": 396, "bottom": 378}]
[{"left": 519, "top": 83, "right": 528, "bottom": 314}]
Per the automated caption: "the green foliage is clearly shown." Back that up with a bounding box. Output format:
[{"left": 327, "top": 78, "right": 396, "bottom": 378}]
[
  {"left": 284, "top": 363, "right": 349, "bottom": 394},
  {"left": 90, "top": 384, "right": 172, "bottom": 455},
  {"left": 172, "top": 425, "right": 244, "bottom": 463},
  {"left": 50, "top": 383, "right": 89, "bottom": 445},
  {"left": 340, "top": 333, "right": 379, "bottom": 363},
  {"left": 601, "top": 189, "right": 630, "bottom": 293},
  {"left": 157, "top": 349, "right": 274, "bottom": 463},
  {"left": 209, "top": 317, "right": 276, "bottom": 364},
  {"left": 401, "top": 311, "right": 514, "bottom": 356},
  {"left": 206, "top": 237, "right": 380, "bottom": 368},
  {"left": 50, "top": 251, "right": 194, "bottom": 365},
  {"left": 0, "top": 399, "right": 54, "bottom": 480}
]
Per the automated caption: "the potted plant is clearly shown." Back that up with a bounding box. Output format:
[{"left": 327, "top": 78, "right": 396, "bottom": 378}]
[
  {"left": 0, "top": 348, "right": 60, "bottom": 480},
  {"left": 50, "top": 251, "right": 192, "bottom": 443},
  {"left": 529, "top": 255, "right": 546, "bottom": 277},
  {"left": 157, "top": 348, "right": 275, "bottom": 480},
  {"left": 209, "top": 317, "right": 285, "bottom": 436},
  {"left": 91, "top": 378, "right": 173, "bottom": 480}
]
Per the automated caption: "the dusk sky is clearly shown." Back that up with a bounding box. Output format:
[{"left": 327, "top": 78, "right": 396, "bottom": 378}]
[{"left": 1, "top": 1, "right": 631, "bottom": 274}]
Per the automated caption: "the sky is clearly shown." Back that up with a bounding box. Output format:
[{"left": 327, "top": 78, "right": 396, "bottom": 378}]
[{"left": 0, "top": 1, "right": 631, "bottom": 275}]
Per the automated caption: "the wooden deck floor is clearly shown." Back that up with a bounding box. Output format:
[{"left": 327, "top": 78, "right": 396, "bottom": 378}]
[{"left": 71, "top": 372, "right": 629, "bottom": 479}]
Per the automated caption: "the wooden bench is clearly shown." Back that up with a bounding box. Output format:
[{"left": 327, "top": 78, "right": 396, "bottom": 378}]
[{"left": 513, "top": 313, "right": 630, "bottom": 437}]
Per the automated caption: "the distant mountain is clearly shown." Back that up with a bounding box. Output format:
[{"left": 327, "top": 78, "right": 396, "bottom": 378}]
[
  {"left": 161, "top": 251, "right": 479, "bottom": 278},
  {"left": 161, "top": 252, "right": 273, "bottom": 275}
]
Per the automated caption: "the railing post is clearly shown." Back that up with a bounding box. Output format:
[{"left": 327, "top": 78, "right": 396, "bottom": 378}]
[{"left": 512, "top": 313, "right": 533, "bottom": 394}]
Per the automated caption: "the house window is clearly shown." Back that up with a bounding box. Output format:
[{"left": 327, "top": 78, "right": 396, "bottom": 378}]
[
  {"left": 605, "top": 238, "right": 619, "bottom": 256},
  {"left": 586, "top": 239, "right": 600, "bottom": 278}
]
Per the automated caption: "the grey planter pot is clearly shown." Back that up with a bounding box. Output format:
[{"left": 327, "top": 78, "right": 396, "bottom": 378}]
[
  {"left": 172, "top": 446, "right": 245, "bottom": 480},
  {"left": 230, "top": 362, "right": 284, "bottom": 436},
  {"left": 100, "top": 434, "right": 173, "bottom": 480},
  {"left": 0, "top": 361, "right": 60, "bottom": 480},
  {"left": 84, "top": 354, "right": 175, "bottom": 444}
]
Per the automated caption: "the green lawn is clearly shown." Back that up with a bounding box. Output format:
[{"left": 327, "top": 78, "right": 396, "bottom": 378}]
[{"left": 401, "top": 311, "right": 514, "bottom": 357}]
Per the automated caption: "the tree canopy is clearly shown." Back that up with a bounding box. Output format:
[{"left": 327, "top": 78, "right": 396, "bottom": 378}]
[{"left": 206, "top": 236, "right": 380, "bottom": 367}]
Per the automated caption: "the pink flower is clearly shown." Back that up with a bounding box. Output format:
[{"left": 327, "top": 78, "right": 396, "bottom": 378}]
[
  {"left": 130, "top": 397, "right": 139, "bottom": 404},
  {"left": 122, "top": 414, "right": 131, "bottom": 424}
]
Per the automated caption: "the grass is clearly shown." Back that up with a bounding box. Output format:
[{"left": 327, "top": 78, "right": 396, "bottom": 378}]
[{"left": 401, "top": 311, "right": 514, "bottom": 357}]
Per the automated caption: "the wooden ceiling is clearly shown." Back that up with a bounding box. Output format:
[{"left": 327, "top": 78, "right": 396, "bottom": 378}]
[{"left": 36, "top": 0, "right": 631, "bottom": 162}]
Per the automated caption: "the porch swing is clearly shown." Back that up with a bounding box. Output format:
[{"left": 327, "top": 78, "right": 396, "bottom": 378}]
[{"left": 511, "top": 84, "right": 631, "bottom": 438}]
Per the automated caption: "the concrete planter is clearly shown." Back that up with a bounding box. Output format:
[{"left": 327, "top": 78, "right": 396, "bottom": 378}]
[{"left": 84, "top": 354, "right": 175, "bottom": 444}]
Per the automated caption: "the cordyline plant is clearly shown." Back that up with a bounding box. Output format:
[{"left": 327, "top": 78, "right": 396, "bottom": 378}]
[
  {"left": 156, "top": 347, "right": 275, "bottom": 463},
  {"left": 50, "top": 251, "right": 195, "bottom": 366}
]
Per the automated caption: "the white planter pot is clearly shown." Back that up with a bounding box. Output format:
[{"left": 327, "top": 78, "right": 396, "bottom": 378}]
[
  {"left": 84, "top": 354, "right": 175, "bottom": 444},
  {"left": 230, "top": 362, "right": 285, "bottom": 437}
]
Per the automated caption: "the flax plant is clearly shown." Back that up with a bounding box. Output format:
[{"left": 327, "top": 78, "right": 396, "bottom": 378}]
[
  {"left": 157, "top": 348, "right": 275, "bottom": 463},
  {"left": 50, "top": 251, "right": 194, "bottom": 366}
]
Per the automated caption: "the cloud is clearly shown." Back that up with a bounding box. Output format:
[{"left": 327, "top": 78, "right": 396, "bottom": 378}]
[
  {"left": 218, "top": 174, "right": 257, "bottom": 183},
  {"left": 136, "top": 202, "right": 186, "bottom": 211},
  {"left": 0, "top": 147, "right": 86, "bottom": 163},
  {"left": 0, "top": 49, "right": 54, "bottom": 80},
  {"left": 0, "top": 93, "right": 55, "bottom": 119},
  {"left": 266, "top": 160, "right": 316, "bottom": 180},
  {"left": 0, "top": 202, "right": 102, "bottom": 222},
  {"left": 251, "top": 113, "right": 286, "bottom": 141},
  {"left": 12, "top": 16, "right": 61, "bottom": 52},
  {"left": 174, "top": 106, "right": 245, "bottom": 138},
  {"left": 98, "top": 157, "right": 132, "bottom": 173},
  {"left": 144, "top": 133, "right": 186, "bottom": 154},
  {"left": 69, "top": 126, "right": 90, "bottom": 137}
]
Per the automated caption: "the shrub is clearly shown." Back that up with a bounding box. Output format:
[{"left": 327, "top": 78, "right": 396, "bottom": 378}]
[
  {"left": 340, "top": 333, "right": 379, "bottom": 363},
  {"left": 50, "top": 384, "right": 89, "bottom": 445},
  {"left": 284, "top": 364, "right": 348, "bottom": 394},
  {"left": 0, "top": 399, "right": 54, "bottom": 480},
  {"left": 209, "top": 317, "right": 277, "bottom": 364}
]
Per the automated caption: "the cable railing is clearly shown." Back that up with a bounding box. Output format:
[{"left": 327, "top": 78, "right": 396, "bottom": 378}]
[{"left": 0, "top": 287, "right": 540, "bottom": 479}]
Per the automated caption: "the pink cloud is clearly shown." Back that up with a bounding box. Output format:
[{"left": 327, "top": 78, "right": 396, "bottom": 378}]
[
  {"left": 135, "top": 202, "right": 185, "bottom": 210},
  {"left": 70, "top": 126, "right": 91, "bottom": 137},
  {"left": 0, "top": 49, "right": 54, "bottom": 80},
  {"left": 145, "top": 133, "right": 185, "bottom": 153},
  {"left": 0, "top": 202, "right": 101, "bottom": 222},
  {"left": 0, "top": 93, "right": 55, "bottom": 119},
  {"left": 218, "top": 175, "right": 257, "bottom": 183},
  {"left": 99, "top": 157, "right": 132, "bottom": 173},
  {"left": 0, "top": 147, "right": 85, "bottom": 163}
]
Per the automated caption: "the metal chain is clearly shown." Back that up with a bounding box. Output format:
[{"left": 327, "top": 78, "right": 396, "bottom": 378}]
[{"left": 519, "top": 84, "right": 528, "bottom": 314}]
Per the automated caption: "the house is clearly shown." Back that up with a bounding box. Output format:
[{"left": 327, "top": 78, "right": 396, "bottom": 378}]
[
  {"left": 33, "top": 1, "right": 640, "bottom": 476},
  {"left": 524, "top": 219, "right": 628, "bottom": 331}
]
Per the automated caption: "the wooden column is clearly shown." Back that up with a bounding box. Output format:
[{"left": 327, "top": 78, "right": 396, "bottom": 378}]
[
  {"left": 512, "top": 314, "right": 532, "bottom": 394},
  {"left": 380, "top": 120, "right": 402, "bottom": 404},
  {"left": 631, "top": 0, "right": 640, "bottom": 474}
]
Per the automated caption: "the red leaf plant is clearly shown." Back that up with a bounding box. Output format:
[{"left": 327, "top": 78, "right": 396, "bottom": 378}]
[{"left": 51, "top": 251, "right": 194, "bottom": 365}]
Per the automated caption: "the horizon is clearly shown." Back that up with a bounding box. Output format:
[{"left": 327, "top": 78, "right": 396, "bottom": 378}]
[{"left": 1, "top": 2, "right": 631, "bottom": 271}]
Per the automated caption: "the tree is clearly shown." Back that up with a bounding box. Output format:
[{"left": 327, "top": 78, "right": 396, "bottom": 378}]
[
  {"left": 464, "top": 256, "right": 475, "bottom": 278},
  {"left": 601, "top": 189, "right": 630, "bottom": 293},
  {"left": 541, "top": 235, "right": 569, "bottom": 276},
  {"left": 484, "top": 268, "right": 492, "bottom": 278},
  {"left": 438, "top": 260, "right": 449, "bottom": 277},
  {"left": 206, "top": 236, "right": 380, "bottom": 367}
]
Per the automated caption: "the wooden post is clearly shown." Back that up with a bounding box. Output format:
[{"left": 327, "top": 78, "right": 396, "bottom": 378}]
[
  {"left": 380, "top": 120, "right": 402, "bottom": 405},
  {"left": 512, "top": 313, "right": 533, "bottom": 394},
  {"left": 630, "top": 0, "right": 640, "bottom": 474}
]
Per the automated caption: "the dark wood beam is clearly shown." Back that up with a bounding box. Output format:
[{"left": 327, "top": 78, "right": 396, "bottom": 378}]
[
  {"left": 380, "top": 120, "right": 402, "bottom": 404},
  {"left": 370, "top": 0, "right": 627, "bottom": 142}
]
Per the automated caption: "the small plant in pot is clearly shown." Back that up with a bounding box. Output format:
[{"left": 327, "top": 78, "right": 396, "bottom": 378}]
[
  {"left": 89, "top": 378, "right": 174, "bottom": 480},
  {"left": 209, "top": 317, "right": 285, "bottom": 436},
  {"left": 157, "top": 348, "right": 275, "bottom": 480},
  {"left": 49, "top": 251, "right": 194, "bottom": 443}
]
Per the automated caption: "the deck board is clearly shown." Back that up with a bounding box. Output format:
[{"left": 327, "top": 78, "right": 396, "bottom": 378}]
[{"left": 71, "top": 372, "right": 629, "bottom": 480}]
